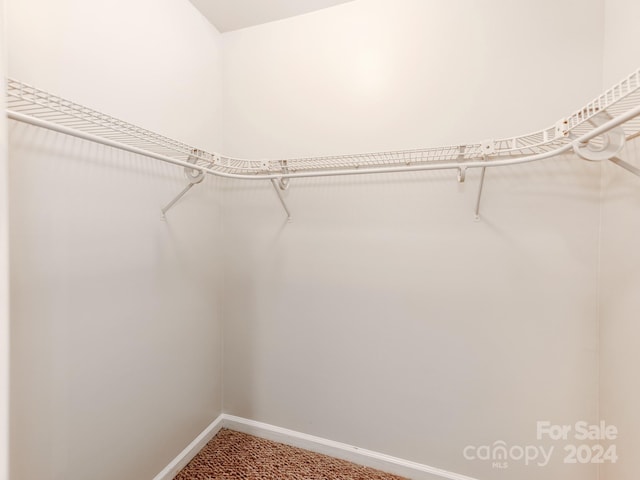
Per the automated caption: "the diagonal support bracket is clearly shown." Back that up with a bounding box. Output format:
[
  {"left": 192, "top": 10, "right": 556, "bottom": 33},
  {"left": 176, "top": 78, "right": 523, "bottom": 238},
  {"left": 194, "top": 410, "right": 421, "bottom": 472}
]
[
  {"left": 271, "top": 179, "right": 292, "bottom": 221},
  {"left": 474, "top": 166, "right": 487, "bottom": 221},
  {"left": 609, "top": 156, "right": 640, "bottom": 178},
  {"left": 161, "top": 182, "right": 196, "bottom": 219},
  {"left": 161, "top": 150, "right": 206, "bottom": 219}
]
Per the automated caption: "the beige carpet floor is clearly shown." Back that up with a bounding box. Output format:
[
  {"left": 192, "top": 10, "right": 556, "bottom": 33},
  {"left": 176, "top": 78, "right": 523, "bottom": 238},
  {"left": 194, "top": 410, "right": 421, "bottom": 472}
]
[{"left": 174, "top": 428, "right": 409, "bottom": 480}]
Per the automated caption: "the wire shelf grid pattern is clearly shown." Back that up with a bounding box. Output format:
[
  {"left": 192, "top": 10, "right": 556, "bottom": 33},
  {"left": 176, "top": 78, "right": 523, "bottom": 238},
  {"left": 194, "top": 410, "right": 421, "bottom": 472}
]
[{"left": 6, "top": 68, "right": 640, "bottom": 179}]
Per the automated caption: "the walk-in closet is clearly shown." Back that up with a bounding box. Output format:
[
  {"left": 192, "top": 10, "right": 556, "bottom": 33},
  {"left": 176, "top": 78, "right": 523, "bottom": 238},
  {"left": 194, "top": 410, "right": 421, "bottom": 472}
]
[{"left": 1, "top": 1, "right": 639, "bottom": 479}]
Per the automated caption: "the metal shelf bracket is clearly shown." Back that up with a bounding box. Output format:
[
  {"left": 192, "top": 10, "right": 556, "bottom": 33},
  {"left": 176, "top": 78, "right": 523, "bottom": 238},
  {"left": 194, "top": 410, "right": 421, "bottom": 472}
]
[
  {"left": 572, "top": 112, "right": 626, "bottom": 161},
  {"left": 474, "top": 160, "right": 488, "bottom": 221},
  {"left": 278, "top": 160, "right": 291, "bottom": 190},
  {"left": 610, "top": 156, "right": 640, "bottom": 178},
  {"left": 5, "top": 67, "right": 640, "bottom": 223},
  {"left": 161, "top": 150, "right": 206, "bottom": 219},
  {"left": 271, "top": 179, "right": 292, "bottom": 221}
]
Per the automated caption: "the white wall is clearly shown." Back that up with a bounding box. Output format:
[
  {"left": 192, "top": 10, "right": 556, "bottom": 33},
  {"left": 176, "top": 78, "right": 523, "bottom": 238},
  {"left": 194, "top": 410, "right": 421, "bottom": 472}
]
[
  {"left": 599, "top": 138, "right": 640, "bottom": 480},
  {"left": 8, "top": 1, "right": 636, "bottom": 480},
  {"left": 222, "top": 0, "right": 603, "bottom": 159},
  {"left": 0, "top": 1, "right": 10, "bottom": 479},
  {"left": 221, "top": 1, "right": 604, "bottom": 479},
  {"left": 602, "top": 0, "right": 640, "bottom": 86},
  {"left": 7, "top": 0, "right": 224, "bottom": 479},
  {"left": 600, "top": 1, "right": 640, "bottom": 478}
]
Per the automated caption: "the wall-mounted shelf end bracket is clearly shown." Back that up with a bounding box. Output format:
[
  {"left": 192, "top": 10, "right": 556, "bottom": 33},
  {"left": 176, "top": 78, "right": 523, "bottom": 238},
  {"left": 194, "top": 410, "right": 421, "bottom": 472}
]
[
  {"left": 571, "top": 111, "right": 640, "bottom": 179},
  {"left": 572, "top": 112, "right": 626, "bottom": 162}
]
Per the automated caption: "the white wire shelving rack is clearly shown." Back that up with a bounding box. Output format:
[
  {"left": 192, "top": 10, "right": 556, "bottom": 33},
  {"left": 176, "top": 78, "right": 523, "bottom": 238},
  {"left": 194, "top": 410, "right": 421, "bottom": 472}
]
[{"left": 5, "top": 67, "right": 640, "bottom": 219}]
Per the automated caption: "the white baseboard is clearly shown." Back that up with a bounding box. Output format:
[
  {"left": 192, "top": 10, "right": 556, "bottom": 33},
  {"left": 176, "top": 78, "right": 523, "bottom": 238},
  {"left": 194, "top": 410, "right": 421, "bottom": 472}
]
[
  {"left": 152, "top": 414, "right": 225, "bottom": 480},
  {"left": 221, "top": 415, "right": 478, "bottom": 480},
  {"left": 153, "top": 413, "right": 479, "bottom": 480}
]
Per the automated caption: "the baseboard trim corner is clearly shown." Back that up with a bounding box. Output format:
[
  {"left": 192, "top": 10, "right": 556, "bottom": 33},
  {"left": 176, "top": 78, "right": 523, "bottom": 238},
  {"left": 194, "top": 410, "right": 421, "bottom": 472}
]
[
  {"left": 220, "top": 414, "right": 479, "bottom": 480},
  {"left": 152, "top": 414, "right": 224, "bottom": 480},
  {"left": 152, "top": 413, "right": 478, "bottom": 480}
]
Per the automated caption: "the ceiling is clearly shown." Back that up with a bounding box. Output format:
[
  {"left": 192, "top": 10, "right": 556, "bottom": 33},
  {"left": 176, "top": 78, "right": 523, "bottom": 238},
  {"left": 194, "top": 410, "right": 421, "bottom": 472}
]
[{"left": 188, "top": 0, "right": 356, "bottom": 33}]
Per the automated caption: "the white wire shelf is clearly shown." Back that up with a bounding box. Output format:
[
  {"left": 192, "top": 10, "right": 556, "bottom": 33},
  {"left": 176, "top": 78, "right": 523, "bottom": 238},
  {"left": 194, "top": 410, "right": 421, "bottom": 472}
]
[{"left": 5, "top": 68, "right": 640, "bottom": 181}]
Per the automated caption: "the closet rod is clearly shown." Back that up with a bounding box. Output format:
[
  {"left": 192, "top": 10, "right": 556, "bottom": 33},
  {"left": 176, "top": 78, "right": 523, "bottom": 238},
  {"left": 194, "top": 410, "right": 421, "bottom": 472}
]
[{"left": 7, "top": 104, "right": 640, "bottom": 180}]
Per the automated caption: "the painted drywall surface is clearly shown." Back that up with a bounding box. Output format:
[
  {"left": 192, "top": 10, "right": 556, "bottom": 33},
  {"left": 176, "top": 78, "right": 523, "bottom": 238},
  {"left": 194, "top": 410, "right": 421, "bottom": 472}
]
[
  {"left": 221, "top": 1, "right": 604, "bottom": 479},
  {"left": 7, "top": 0, "right": 223, "bottom": 153},
  {"left": 222, "top": 0, "right": 604, "bottom": 159},
  {"left": 7, "top": 0, "right": 224, "bottom": 479},
  {"left": 601, "top": 1, "right": 640, "bottom": 477},
  {"left": 0, "top": 1, "right": 10, "bottom": 479},
  {"left": 599, "top": 139, "right": 640, "bottom": 480},
  {"left": 603, "top": 0, "right": 640, "bottom": 86}
]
